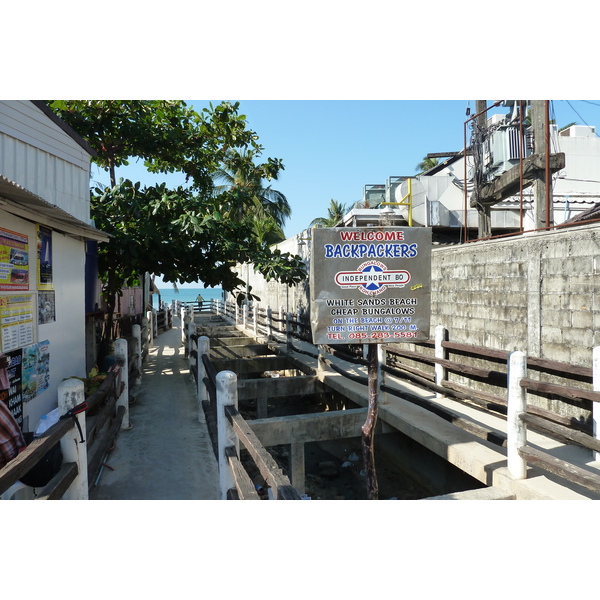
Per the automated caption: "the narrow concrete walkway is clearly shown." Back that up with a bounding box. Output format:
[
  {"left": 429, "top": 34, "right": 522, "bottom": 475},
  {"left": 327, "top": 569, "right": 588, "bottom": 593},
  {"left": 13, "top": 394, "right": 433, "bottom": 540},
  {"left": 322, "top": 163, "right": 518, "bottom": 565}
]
[{"left": 90, "top": 318, "right": 220, "bottom": 500}]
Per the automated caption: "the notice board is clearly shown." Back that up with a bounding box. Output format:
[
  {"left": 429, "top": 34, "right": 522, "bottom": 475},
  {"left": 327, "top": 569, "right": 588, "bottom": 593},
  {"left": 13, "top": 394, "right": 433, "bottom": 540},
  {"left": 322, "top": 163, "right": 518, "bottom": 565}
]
[{"left": 310, "top": 227, "right": 432, "bottom": 345}]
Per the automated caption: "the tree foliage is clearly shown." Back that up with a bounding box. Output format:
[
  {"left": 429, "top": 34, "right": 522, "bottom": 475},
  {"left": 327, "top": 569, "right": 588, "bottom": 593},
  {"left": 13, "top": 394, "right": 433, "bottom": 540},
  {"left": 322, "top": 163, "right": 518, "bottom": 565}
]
[
  {"left": 415, "top": 156, "right": 439, "bottom": 174},
  {"left": 310, "top": 199, "right": 347, "bottom": 228},
  {"left": 48, "top": 100, "right": 306, "bottom": 327}
]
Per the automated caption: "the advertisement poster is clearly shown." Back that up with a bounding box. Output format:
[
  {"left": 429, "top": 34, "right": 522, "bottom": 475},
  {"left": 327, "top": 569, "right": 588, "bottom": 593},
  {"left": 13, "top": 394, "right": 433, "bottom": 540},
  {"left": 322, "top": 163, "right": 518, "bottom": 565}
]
[
  {"left": 0, "top": 294, "right": 35, "bottom": 352},
  {"left": 310, "top": 227, "right": 432, "bottom": 345},
  {"left": 36, "top": 225, "right": 53, "bottom": 290},
  {"left": 0, "top": 348, "right": 23, "bottom": 427},
  {"left": 0, "top": 227, "right": 29, "bottom": 291},
  {"left": 38, "top": 290, "right": 56, "bottom": 324},
  {"left": 21, "top": 340, "right": 49, "bottom": 403}
]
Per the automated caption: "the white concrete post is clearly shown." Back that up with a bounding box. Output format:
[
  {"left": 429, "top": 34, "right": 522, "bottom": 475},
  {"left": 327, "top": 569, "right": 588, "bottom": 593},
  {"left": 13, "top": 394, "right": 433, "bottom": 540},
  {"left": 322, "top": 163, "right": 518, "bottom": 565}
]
[
  {"left": 132, "top": 324, "right": 142, "bottom": 385},
  {"left": 243, "top": 304, "right": 248, "bottom": 330},
  {"left": 152, "top": 308, "right": 158, "bottom": 338},
  {"left": 146, "top": 310, "right": 154, "bottom": 347},
  {"left": 253, "top": 304, "right": 258, "bottom": 337},
  {"left": 280, "top": 306, "right": 284, "bottom": 335},
  {"left": 507, "top": 350, "right": 528, "bottom": 480},
  {"left": 317, "top": 345, "right": 326, "bottom": 377},
  {"left": 593, "top": 346, "right": 600, "bottom": 462},
  {"left": 378, "top": 344, "right": 388, "bottom": 405},
  {"left": 197, "top": 336, "right": 210, "bottom": 422},
  {"left": 187, "top": 320, "right": 196, "bottom": 360},
  {"left": 58, "top": 378, "right": 88, "bottom": 500},
  {"left": 141, "top": 315, "right": 149, "bottom": 358},
  {"left": 266, "top": 306, "right": 273, "bottom": 339},
  {"left": 435, "top": 325, "right": 448, "bottom": 397},
  {"left": 113, "top": 338, "right": 131, "bottom": 430},
  {"left": 180, "top": 306, "right": 187, "bottom": 347},
  {"left": 183, "top": 312, "right": 192, "bottom": 357},
  {"left": 216, "top": 370, "right": 239, "bottom": 500},
  {"left": 286, "top": 311, "right": 293, "bottom": 350}
]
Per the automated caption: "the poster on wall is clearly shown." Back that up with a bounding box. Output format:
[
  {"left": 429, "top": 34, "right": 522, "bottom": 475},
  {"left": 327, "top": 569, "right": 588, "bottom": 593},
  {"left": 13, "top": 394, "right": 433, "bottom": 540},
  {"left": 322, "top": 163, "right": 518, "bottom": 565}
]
[
  {"left": 0, "top": 227, "right": 29, "bottom": 291},
  {"left": 36, "top": 225, "right": 53, "bottom": 290},
  {"left": 38, "top": 290, "right": 56, "bottom": 324},
  {"left": 21, "top": 340, "right": 50, "bottom": 403},
  {"left": 0, "top": 294, "right": 35, "bottom": 353},
  {"left": 0, "top": 348, "right": 23, "bottom": 427}
]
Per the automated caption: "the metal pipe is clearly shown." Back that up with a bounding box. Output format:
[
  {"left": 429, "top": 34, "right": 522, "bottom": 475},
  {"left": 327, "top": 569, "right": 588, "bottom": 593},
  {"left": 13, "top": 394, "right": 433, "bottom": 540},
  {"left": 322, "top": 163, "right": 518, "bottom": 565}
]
[
  {"left": 545, "top": 100, "right": 551, "bottom": 229},
  {"left": 519, "top": 100, "right": 525, "bottom": 231}
]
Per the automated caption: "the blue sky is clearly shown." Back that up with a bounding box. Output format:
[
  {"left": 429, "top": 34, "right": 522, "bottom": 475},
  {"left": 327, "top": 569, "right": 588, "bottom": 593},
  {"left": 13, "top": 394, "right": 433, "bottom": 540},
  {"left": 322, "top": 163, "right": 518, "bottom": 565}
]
[{"left": 94, "top": 99, "right": 600, "bottom": 243}]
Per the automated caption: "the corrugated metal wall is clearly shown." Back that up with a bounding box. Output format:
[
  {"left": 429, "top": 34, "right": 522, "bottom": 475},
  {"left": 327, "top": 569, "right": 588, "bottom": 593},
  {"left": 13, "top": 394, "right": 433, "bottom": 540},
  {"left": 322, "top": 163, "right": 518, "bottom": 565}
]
[{"left": 0, "top": 101, "right": 91, "bottom": 223}]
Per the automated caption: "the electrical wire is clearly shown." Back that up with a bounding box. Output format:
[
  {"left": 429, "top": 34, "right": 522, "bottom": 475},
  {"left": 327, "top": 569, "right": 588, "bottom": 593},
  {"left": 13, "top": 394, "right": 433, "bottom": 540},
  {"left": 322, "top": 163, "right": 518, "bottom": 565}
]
[{"left": 565, "top": 100, "right": 600, "bottom": 137}]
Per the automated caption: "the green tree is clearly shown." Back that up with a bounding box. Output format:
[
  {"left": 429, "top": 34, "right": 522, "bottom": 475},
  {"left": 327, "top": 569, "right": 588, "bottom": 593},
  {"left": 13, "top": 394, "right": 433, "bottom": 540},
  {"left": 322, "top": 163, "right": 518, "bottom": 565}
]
[
  {"left": 49, "top": 100, "right": 305, "bottom": 340},
  {"left": 309, "top": 199, "right": 347, "bottom": 228},
  {"left": 415, "top": 156, "right": 439, "bottom": 174},
  {"left": 212, "top": 148, "right": 291, "bottom": 232}
]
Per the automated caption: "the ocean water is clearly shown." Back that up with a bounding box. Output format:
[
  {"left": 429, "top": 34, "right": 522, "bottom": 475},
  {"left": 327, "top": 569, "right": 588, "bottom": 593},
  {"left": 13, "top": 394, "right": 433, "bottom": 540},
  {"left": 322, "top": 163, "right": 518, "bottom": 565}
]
[{"left": 153, "top": 287, "right": 224, "bottom": 309}]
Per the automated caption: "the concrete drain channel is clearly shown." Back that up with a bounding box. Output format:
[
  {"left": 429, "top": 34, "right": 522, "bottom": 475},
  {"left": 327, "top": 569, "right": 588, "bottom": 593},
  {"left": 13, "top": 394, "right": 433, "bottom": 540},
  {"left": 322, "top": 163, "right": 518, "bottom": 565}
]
[{"left": 196, "top": 316, "right": 484, "bottom": 500}]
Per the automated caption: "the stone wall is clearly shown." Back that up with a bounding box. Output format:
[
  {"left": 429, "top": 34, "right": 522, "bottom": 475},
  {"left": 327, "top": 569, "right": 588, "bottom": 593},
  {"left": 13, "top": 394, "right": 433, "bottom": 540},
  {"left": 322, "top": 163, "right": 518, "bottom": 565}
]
[{"left": 432, "top": 224, "right": 600, "bottom": 366}]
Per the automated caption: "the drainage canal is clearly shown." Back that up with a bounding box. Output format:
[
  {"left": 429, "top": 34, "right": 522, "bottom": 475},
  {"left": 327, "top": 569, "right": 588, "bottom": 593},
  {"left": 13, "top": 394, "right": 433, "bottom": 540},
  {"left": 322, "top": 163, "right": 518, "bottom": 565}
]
[{"left": 201, "top": 319, "right": 485, "bottom": 500}]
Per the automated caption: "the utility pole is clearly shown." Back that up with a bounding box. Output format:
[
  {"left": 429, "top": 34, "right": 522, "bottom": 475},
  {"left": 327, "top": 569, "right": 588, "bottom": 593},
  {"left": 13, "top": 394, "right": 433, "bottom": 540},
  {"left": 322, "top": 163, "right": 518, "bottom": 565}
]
[
  {"left": 475, "top": 100, "right": 492, "bottom": 238},
  {"left": 531, "top": 100, "right": 553, "bottom": 229}
]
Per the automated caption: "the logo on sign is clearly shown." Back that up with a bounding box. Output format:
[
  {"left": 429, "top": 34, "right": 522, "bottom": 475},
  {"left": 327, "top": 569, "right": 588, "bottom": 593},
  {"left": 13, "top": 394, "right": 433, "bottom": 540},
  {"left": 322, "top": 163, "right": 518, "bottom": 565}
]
[{"left": 334, "top": 260, "right": 410, "bottom": 296}]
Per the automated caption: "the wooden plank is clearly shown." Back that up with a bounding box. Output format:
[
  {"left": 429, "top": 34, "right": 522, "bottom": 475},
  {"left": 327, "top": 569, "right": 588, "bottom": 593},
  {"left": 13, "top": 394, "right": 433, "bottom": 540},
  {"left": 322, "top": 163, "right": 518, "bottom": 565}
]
[
  {"left": 237, "top": 375, "right": 319, "bottom": 401},
  {"left": 35, "top": 462, "right": 78, "bottom": 500},
  {"left": 225, "top": 446, "right": 260, "bottom": 500},
  {"left": 212, "top": 356, "right": 290, "bottom": 375},
  {"left": 521, "top": 378, "right": 600, "bottom": 403},
  {"left": 519, "top": 445, "right": 600, "bottom": 494},
  {"left": 211, "top": 336, "right": 258, "bottom": 347},
  {"left": 0, "top": 419, "right": 73, "bottom": 493},
  {"left": 472, "top": 152, "right": 565, "bottom": 206},
  {"left": 85, "top": 370, "right": 118, "bottom": 414},
  {"left": 87, "top": 405, "right": 126, "bottom": 489},
  {"left": 86, "top": 391, "right": 118, "bottom": 448},
  {"left": 210, "top": 345, "right": 272, "bottom": 360},
  {"left": 225, "top": 405, "right": 301, "bottom": 499},
  {"left": 520, "top": 413, "right": 600, "bottom": 452},
  {"left": 248, "top": 408, "right": 368, "bottom": 446}
]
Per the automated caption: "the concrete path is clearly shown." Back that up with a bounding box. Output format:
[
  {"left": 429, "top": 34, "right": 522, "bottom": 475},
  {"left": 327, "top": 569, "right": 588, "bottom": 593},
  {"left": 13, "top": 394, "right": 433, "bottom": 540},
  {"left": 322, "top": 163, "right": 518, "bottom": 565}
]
[{"left": 90, "top": 318, "right": 220, "bottom": 500}]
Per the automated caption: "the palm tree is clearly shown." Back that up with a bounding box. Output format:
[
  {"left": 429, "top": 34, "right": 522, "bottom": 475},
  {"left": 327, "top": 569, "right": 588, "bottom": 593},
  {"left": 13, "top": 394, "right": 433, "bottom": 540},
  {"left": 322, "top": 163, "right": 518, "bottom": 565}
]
[
  {"left": 415, "top": 156, "right": 439, "bottom": 174},
  {"left": 212, "top": 150, "right": 291, "bottom": 229},
  {"left": 310, "top": 199, "right": 347, "bottom": 228},
  {"left": 251, "top": 214, "right": 286, "bottom": 245}
]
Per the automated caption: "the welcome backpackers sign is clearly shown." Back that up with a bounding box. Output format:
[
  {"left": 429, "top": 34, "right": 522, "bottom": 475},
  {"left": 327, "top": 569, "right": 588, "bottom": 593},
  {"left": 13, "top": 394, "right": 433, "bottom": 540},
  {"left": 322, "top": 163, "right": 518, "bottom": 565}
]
[{"left": 310, "top": 227, "right": 432, "bottom": 345}]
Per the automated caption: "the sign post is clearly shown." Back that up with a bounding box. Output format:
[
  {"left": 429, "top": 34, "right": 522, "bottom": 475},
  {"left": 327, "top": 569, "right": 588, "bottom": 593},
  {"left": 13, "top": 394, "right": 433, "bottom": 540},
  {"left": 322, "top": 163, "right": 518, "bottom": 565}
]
[{"left": 310, "top": 226, "right": 432, "bottom": 499}]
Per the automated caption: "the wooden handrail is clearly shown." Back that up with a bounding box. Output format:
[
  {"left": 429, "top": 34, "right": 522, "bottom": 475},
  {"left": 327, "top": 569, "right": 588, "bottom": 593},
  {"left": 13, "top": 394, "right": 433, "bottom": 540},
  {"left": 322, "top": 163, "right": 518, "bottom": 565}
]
[
  {"left": 225, "top": 405, "right": 301, "bottom": 500},
  {"left": 225, "top": 446, "right": 260, "bottom": 500},
  {"left": 0, "top": 419, "right": 73, "bottom": 494},
  {"left": 518, "top": 445, "right": 600, "bottom": 494}
]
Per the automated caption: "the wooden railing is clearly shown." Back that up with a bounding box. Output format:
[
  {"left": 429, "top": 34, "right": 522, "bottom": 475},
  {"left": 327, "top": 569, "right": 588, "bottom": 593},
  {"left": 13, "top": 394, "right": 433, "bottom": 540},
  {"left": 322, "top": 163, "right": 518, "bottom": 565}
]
[
  {"left": 0, "top": 333, "right": 139, "bottom": 500},
  {"left": 209, "top": 299, "right": 600, "bottom": 495},
  {"left": 189, "top": 332, "right": 300, "bottom": 500}
]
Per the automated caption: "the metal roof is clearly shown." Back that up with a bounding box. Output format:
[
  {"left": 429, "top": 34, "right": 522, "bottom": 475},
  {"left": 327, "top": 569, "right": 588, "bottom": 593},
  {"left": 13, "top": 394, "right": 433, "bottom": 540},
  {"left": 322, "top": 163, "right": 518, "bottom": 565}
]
[{"left": 0, "top": 175, "right": 110, "bottom": 242}]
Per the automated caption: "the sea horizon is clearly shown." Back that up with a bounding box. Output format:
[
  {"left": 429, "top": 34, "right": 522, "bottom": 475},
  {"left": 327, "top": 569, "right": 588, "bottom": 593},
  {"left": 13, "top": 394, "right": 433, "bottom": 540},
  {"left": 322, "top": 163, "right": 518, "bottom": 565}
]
[{"left": 152, "top": 287, "right": 224, "bottom": 309}]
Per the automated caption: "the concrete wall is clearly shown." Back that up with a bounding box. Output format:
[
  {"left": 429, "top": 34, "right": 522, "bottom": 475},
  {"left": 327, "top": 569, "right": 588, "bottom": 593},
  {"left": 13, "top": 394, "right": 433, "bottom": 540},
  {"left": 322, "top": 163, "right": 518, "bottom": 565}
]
[{"left": 431, "top": 224, "right": 600, "bottom": 364}]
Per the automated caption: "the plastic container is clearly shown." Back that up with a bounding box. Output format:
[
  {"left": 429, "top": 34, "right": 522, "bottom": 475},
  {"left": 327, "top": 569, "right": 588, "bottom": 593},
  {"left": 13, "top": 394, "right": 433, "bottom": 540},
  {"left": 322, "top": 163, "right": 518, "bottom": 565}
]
[{"left": 34, "top": 408, "right": 60, "bottom": 437}]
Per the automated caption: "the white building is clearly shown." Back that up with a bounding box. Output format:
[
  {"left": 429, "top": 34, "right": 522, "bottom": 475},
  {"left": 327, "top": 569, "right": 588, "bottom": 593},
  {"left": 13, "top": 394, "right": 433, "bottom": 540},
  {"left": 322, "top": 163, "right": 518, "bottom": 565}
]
[
  {"left": 341, "top": 115, "right": 600, "bottom": 238},
  {"left": 0, "top": 101, "right": 108, "bottom": 433}
]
